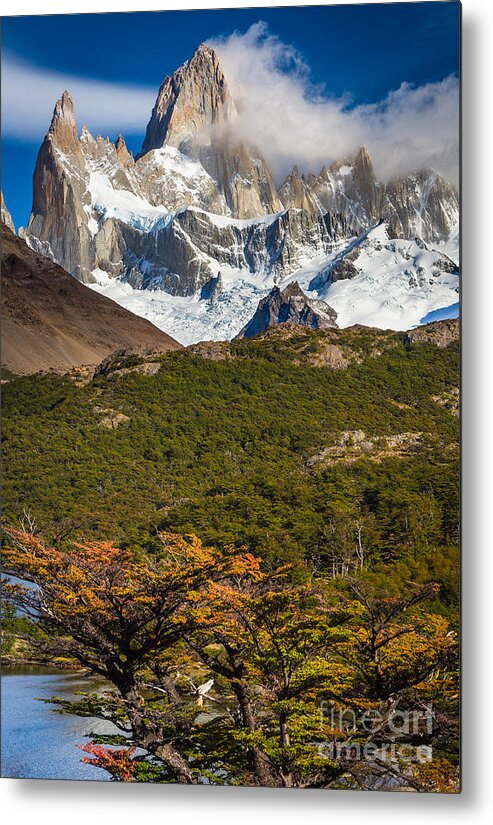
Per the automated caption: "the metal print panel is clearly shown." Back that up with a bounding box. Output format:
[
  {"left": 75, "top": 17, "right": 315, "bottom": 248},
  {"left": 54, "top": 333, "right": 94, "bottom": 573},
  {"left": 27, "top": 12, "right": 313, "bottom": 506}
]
[{"left": 1, "top": 1, "right": 461, "bottom": 791}]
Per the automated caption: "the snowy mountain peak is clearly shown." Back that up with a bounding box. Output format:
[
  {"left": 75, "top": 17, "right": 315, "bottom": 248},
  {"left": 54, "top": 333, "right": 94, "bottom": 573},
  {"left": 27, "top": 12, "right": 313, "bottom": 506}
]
[
  {"left": 141, "top": 43, "right": 236, "bottom": 157},
  {"left": 138, "top": 43, "right": 281, "bottom": 218}
]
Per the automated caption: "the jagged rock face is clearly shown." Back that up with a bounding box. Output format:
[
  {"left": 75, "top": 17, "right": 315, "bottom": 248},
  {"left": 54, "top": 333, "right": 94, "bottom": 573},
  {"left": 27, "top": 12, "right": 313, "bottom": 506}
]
[
  {"left": 1, "top": 191, "right": 15, "bottom": 232},
  {"left": 111, "top": 206, "right": 351, "bottom": 297},
  {"left": 204, "top": 137, "right": 283, "bottom": 219},
  {"left": 286, "top": 147, "right": 386, "bottom": 231},
  {"left": 236, "top": 281, "right": 337, "bottom": 339},
  {"left": 27, "top": 92, "right": 95, "bottom": 283},
  {"left": 281, "top": 147, "right": 458, "bottom": 245},
  {"left": 278, "top": 166, "right": 320, "bottom": 215},
  {"left": 26, "top": 95, "right": 224, "bottom": 284},
  {"left": 114, "top": 134, "right": 134, "bottom": 168},
  {"left": 384, "top": 171, "right": 459, "bottom": 244},
  {"left": 142, "top": 44, "right": 236, "bottom": 156},
  {"left": 348, "top": 146, "right": 385, "bottom": 222},
  {"left": 141, "top": 43, "right": 282, "bottom": 219}
]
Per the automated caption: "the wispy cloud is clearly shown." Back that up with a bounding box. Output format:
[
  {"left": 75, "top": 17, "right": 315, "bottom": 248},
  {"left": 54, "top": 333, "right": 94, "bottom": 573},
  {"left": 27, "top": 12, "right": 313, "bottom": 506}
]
[
  {"left": 208, "top": 22, "right": 459, "bottom": 185},
  {"left": 1, "top": 51, "right": 155, "bottom": 141}
]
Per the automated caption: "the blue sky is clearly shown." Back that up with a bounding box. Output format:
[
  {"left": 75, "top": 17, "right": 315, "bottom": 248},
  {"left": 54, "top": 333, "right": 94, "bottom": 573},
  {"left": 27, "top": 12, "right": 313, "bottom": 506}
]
[{"left": 1, "top": 2, "right": 460, "bottom": 230}]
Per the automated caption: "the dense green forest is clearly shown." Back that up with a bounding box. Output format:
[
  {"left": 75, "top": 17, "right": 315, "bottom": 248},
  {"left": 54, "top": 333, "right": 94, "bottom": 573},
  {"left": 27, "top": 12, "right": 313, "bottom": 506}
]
[
  {"left": 1, "top": 323, "right": 460, "bottom": 789},
  {"left": 2, "top": 325, "right": 458, "bottom": 579}
]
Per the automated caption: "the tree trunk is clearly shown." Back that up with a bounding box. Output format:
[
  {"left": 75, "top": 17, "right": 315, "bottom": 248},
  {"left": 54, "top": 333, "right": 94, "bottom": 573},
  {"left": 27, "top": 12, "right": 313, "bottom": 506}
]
[
  {"left": 154, "top": 743, "right": 197, "bottom": 784},
  {"left": 279, "top": 710, "right": 291, "bottom": 747},
  {"left": 123, "top": 685, "right": 198, "bottom": 784},
  {"left": 278, "top": 710, "right": 294, "bottom": 787},
  {"left": 234, "top": 682, "right": 279, "bottom": 787}
]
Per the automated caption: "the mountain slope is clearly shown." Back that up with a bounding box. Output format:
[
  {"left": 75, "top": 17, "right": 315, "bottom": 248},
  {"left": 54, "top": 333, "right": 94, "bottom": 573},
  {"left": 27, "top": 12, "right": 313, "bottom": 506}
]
[
  {"left": 85, "top": 219, "right": 458, "bottom": 344},
  {"left": 1, "top": 226, "right": 181, "bottom": 375},
  {"left": 293, "top": 222, "right": 459, "bottom": 329}
]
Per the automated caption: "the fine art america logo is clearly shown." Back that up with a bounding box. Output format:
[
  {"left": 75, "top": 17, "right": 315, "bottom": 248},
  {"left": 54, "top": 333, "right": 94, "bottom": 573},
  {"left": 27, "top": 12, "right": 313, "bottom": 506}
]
[{"left": 318, "top": 702, "right": 434, "bottom": 764}]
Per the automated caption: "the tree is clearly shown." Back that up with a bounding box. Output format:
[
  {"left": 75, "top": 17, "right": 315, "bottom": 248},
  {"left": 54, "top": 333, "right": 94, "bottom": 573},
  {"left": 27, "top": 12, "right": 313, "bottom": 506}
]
[
  {"left": 184, "top": 563, "right": 353, "bottom": 787},
  {"left": 315, "top": 576, "right": 459, "bottom": 790},
  {"left": 1, "top": 526, "right": 259, "bottom": 784}
]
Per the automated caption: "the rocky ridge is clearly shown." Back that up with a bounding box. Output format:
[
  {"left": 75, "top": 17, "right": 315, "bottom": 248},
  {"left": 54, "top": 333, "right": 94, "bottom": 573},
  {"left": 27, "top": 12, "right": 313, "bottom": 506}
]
[
  {"left": 25, "top": 86, "right": 351, "bottom": 292},
  {"left": 236, "top": 281, "right": 338, "bottom": 339},
  {"left": 279, "top": 147, "right": 458, "bottom": 244},
  {"left": 405, "top": 318, "right": 460, "bottom": 349}
]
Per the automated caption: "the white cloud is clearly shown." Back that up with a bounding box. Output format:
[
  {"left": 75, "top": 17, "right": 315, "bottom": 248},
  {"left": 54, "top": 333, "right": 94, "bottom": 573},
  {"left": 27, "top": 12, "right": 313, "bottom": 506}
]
[
  {"left": 1, "top": 51, "right": 155, "bottom": 141},
  {"left": 208, "top": 22, "right": 459, "bottom": 186}
]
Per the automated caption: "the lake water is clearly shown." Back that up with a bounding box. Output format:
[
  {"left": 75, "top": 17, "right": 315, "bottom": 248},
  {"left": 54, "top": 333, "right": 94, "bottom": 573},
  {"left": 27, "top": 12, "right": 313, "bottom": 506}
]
[{"left": 1, "top": 666, "right": 115, "bottom": 781}]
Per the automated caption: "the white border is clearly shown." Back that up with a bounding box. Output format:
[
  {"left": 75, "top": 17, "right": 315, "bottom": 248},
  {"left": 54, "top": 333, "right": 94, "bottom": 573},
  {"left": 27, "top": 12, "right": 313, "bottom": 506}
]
[{"left": 2, "top": 0, "right": 493, "bottom": 821}]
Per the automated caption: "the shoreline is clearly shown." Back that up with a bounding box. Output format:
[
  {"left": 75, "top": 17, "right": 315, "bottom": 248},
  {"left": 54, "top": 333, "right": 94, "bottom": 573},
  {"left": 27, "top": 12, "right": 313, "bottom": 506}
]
[{"left": 1, "top": 656, "right": 82, "bottom": 671}]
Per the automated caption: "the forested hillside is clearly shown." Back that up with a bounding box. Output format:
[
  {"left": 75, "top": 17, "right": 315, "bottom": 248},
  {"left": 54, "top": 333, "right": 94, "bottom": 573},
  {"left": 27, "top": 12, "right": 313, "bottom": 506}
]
[{"left": 2, "top": 322, "right": 459, "bottom": 597}]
